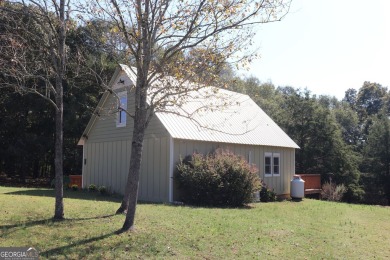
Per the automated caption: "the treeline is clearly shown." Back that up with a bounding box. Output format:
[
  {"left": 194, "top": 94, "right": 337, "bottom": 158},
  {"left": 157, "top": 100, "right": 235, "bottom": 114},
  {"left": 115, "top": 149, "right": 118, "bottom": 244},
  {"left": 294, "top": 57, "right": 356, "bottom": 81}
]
[
  {"left": 229, "top": 78, "right": 390, "bottom": 204},
  {"left": 0, "top": 2, "right": 389, "bottom": 205},
  {"left": 0, "top": 3, "right": 122, "bottom": 182}
]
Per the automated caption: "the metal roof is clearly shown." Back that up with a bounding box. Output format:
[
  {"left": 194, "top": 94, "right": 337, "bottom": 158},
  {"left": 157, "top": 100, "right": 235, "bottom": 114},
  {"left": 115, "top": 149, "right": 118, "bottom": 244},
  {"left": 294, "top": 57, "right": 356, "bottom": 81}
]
[
  {"left": 154, "top": 86, "right": 299, "bottom": 148},
  {"left": 79, "top": 64, "right": 299, "bottom": 149}
]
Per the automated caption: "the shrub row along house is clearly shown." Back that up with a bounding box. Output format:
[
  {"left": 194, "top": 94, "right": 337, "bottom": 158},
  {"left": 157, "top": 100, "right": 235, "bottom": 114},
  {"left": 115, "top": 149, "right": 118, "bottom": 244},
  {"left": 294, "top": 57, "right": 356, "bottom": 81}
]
[{"left": 78, "top": 65, "right": 299, "bottom": 202}]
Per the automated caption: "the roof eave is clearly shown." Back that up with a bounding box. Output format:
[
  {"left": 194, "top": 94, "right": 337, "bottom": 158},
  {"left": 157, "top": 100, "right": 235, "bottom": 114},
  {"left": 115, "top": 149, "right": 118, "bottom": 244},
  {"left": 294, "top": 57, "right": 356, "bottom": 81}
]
[{"left": 77, "top": 65, "right": 125, "bottom": 145}]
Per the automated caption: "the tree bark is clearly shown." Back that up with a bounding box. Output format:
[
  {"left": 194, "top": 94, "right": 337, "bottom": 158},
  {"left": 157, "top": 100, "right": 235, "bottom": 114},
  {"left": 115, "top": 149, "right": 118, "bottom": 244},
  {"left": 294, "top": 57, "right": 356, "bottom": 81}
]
[
  {"left": 54, "top": 87, "right": 64, "bottom": 220},
  {"left": 115, "top": 101, "right": 147, "bottom": 216},
  {"left": 53, "top": 0, "right": 66, "bottom": 220},
  {"left": 118, "top": 124, "right": 146, "bottom": 231}
]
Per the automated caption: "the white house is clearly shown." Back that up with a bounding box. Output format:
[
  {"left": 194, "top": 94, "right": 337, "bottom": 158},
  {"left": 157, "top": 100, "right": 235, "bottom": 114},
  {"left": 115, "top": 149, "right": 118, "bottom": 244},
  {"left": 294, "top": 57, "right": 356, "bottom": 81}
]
[{"left": 78, "top": 65, "right": 299, "bottom": 202}]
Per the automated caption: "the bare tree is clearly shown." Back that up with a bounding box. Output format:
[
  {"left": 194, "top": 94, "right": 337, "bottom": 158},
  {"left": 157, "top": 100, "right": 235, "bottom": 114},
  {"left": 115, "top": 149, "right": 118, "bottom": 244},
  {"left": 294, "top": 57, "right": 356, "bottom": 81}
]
[
  {"left": 84, "top": 0, "right": 291, "bottom": 232},
  {"left": 0, "top": 0, "right": 71, "bottom": 219}
]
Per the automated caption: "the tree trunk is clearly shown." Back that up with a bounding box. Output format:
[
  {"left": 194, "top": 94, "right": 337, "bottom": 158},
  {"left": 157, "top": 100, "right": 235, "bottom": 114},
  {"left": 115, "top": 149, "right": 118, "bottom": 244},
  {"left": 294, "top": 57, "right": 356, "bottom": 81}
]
[
  {"left": 116, "top": 66, "right": 149, "bottom": 232},
  {"left": 33, "top": 161, "right": 39, "bottom": 179},
  {"left": 116, "top": 2, "right": 152, "bottom": 229},
  {"left": 115, "top": 107, "right": 147, "bottom": 217},
  {"left": 118, "top": 123, "right": 146, "bottom": 231},
  {"left": 54, "top": 89, "right": 64, "bottom": 219},
  {"left": 53, "top": 0, "right": 65, "bottom": 220}
]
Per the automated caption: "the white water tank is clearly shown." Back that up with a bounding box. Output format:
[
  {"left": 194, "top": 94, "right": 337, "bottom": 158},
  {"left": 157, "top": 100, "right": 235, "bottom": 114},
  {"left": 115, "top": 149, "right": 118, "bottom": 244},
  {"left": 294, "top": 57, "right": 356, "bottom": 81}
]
[{"left": 291, "top": 175, "right": 305, "bottom": 200}]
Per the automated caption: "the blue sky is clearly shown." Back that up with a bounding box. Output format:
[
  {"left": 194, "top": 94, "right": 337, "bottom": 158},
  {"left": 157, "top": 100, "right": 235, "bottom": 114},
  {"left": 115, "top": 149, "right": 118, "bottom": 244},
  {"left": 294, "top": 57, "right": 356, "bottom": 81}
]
[{"left": 244, "top": 0, "right": 390, "bottom": 100}]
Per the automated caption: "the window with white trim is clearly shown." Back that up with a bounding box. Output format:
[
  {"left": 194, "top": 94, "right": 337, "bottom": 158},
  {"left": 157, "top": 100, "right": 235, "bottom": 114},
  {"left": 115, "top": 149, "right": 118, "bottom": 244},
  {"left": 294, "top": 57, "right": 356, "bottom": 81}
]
[
  {"left": 116, "top": 91, "right": 127, "bottom": 127},
  {"left": 273, "top": 153, "right": 280, "bottom": 176},
  {"left": 264, "top": 152, "right": 280, "bottom": 177},
  {"left": 264, "top": 152, "right": 272, "bottom": 176}
]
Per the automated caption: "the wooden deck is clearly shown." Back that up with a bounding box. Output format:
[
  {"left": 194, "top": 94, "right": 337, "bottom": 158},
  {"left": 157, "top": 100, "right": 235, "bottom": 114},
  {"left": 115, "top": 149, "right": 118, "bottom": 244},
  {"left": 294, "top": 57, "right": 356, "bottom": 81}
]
[
  {"left": 297, "top": 174, "right": 322, "bottom": 197},
  {"left": 69, "top": 175, "right": 82, "bottom": 188}
]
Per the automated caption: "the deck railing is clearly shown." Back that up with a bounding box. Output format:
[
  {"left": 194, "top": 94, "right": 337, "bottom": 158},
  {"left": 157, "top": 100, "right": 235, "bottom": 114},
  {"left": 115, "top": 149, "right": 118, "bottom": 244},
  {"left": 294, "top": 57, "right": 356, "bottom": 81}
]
[{"left": 297, "top": 174, "right": 322, "bottom": 196}]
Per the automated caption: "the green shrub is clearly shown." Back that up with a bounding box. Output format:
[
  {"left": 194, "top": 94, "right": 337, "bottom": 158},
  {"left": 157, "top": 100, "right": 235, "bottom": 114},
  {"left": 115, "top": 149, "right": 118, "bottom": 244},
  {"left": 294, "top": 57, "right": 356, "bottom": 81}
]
[
  {"left": 259, "top": 181, "right": 277, "bottom": 202},
  {"left": 98, "top": 186, "right": 107, "bottom": 195},
  {"left": 71, "top": 184, "right": 78, "bottom": 191},
  {"left": 88, "top": 184, "right": 97, "bottom": 192},
  {"left": 175, "top": 149, "right": 261, "bottom": 207},
  {"left": 343, "top": 183, "right": 365, "bottom": 203}
]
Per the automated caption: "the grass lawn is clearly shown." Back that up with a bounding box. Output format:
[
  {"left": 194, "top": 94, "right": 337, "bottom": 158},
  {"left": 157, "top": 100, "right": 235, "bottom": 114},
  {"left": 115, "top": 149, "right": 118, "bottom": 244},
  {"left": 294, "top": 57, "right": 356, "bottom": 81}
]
[{"left": 0, "top": 186, "right": 389, "bottom": 259}]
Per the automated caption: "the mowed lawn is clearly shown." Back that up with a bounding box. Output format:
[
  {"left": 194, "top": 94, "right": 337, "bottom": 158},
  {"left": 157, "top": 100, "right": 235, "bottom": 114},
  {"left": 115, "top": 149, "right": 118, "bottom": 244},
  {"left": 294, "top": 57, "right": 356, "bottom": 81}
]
[{"left": 0, "top": 187, "right": 389, "bottom": 259}]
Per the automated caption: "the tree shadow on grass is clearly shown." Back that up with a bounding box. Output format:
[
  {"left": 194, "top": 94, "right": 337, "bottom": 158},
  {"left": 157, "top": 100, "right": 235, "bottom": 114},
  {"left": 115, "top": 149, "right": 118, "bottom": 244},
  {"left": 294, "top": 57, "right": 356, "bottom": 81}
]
[
  {"left": 4, "top": 188, "right": 122, "bottom": 203},
  {"left": 167, "top": 202, "right": 255, "bottom": 210},
  {"left": 0, "top": 214, "right": 117, "bottom": 238},
  {"left": 0, "top": 214, "right": 116, "bottom": 230},
  {"left": 40, "top": 231, "right": 117, "bottom": 258},
  {"left": 0, "top": 211, "right": 126, "bottom": 258}
]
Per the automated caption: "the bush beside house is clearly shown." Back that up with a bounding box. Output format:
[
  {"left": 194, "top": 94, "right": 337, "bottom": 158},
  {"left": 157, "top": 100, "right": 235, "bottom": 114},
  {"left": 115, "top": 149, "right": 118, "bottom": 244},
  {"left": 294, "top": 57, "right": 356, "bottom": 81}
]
[{"left": 175, "top": 149, "right": 261, "bottom": 207}]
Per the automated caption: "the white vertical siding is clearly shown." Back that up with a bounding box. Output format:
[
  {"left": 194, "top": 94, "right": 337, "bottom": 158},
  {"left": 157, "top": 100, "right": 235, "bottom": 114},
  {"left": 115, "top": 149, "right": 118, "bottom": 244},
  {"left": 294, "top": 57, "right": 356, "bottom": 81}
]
[
  {"left": 138, "top": 137, "right": 170, "bottom": 201},
  {"left": 83, "top": 136, "right": 170, "bottom": 202}
]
